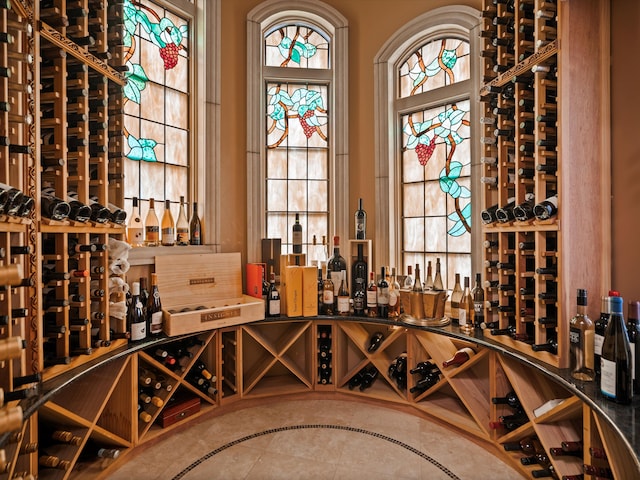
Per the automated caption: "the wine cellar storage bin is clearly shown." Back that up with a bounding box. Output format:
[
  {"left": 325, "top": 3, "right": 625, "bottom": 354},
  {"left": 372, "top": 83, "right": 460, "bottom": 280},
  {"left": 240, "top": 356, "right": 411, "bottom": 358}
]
[{"left": 479, "top": 0, "right": 610, "bottom": 368}]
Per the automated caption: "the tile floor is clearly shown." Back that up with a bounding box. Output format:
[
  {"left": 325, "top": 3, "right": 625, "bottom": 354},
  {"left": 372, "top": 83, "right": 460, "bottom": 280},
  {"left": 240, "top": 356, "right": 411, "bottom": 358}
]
[{"left": 108, "top": 399, "right": 524, "bottom": 480}]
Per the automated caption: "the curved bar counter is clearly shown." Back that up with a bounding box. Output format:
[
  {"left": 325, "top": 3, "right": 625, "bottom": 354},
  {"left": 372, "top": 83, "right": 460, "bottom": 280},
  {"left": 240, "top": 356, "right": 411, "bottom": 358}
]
[{"left": 4, "top": 316, "right": 639, "bottom": 479}]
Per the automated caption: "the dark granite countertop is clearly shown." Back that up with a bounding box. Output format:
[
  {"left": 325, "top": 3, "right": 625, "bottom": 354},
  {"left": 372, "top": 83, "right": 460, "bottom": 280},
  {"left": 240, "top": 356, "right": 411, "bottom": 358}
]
[{"left": 3, "top": 316, "right": 639, "bottom": 465}]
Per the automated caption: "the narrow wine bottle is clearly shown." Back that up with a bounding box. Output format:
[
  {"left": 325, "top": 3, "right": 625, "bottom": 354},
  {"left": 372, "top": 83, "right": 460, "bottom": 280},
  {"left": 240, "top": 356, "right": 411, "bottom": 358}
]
[
  {"left": 570, "top": 289, "right": 595, "bottom": 381},
  {"left": 355, "top": 198, "right": 366, "bottom": 239},
  {"left": 127, "top": 282, "right": 147, "bottom": 342},
  {"left": 147, "top": 273, "right": 163, "bottom": 336},
  {"left": 322, "top": 265, "right": 334, "bottom": 315},
  {"left": 267, "top": 270, "right": 281, "bottom": 317},
  {"left": 367, "top": 331, "right": 384, "bottom": 353},
  {"left": 337, "top": 270, "right": 350, "bottom": 316},
  {"left": 450, "top": 273, "right": 463, "bottom": 321},
  {"left": 144, "top": 198, "right": 160, "bottom": 246},
  {"left": 600, "top": 296, "right": 633, "bottom": 404},
  {"left": 366, "top": 271, "right": 377, "bottom": 317},
  {"left": 377, "top": 267, "right": 389, "bottom": 318},
  {"left": 161, "top": 199, "right": 175, "bottom": 246},
  {"left": 433, "top": 258, "right": 444, "bottom": 291},
  {"left": 471, "top": 273, "right": 485, "bottom": 328},
  {"left": 351, "top": 244, "right": 368, "bottom": 316},
  {"left": 627, "top": 301, "right": 640, "bottom": 394},
  {"left": 327, "top": 236, "right": 347, "bottom": 306},
  {"left": 127, "top": 196, "right": 144, "bottom": 247},
  {"left": 176, "top": 196, "right": 189, "bottom": 246},
  {"left": 189, "top": 201, "right": 202, "bottom": 245},
  {"left": 595, "top": 296, "right": 612, "bottom": 379},
  {"left": 442, "top": 347, "right": 475, "bottom": 367}
]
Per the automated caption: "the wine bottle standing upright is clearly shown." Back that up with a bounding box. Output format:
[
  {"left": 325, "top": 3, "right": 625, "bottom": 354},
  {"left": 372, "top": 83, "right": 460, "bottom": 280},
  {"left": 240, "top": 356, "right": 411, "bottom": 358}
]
[
  {"left": 433, "top": 257, "right": 444, "bottom": 291},
  {"left": 366, "top": 271, "right": 378, "bottom": 317},
  {"left": 292, "top": 213, "right": 302, "bottom": 254},
  {"left": 600, "top": 296, "right": 633, "bottom": 404},
  {"left": 321, "top": 266, "right": 334, "bottom": 316},
  {"left": 388, "top": 268, "right": 401, "bottom": 318},
  {"left": 161, "top": 199, "right": 175, "bottom": 246},
  {"left": 403, "top": 265, "right": 413, "bottom": 290},
  {"left": 450, "top": 273, "right": 463, "bottom": 321},
  {"left": 459, "top": 276, "right": 472, "bottom": 330},
  {"left": 267, "top": 270, "right": 280, "bottom": 317},
  {"left": 627, "top": 301, "right": 640, "bottom": 394},
  {"left": 351, "top": 243, "right": 368, "bottom": 316},
  {"left": 337, "top": 270, "right": 350, "bottom": 316},
  {"left": 471, "top": 273, "right": 484, "bottom": 329},
  {"left": 355, "top": 198, "right": 366, "bottom": 239},
  {"left": 570, "top": 289, "right": 595, "bottom": 381},
  {"left": 127, "top": 196, "right": 144, "bottom": 247},
  {"left": 190, "top": 202, "right": 202, "bottom": 245},
  {"left": 410, "top": 263, "right": 424, "bottom": 319},
  {"left": 147, "top": 273, "right": 163, "bottom": 336},
  {"left": 327, "top": 236, "right": 346, "bottom": 308},
  {"left": 424, "top": 261, "right": 434, "bottom": 290},
  {"left": 127, "top": 282, "right": 147, "bottom": 342},
  {"left": 377, "top": 266, "right": 389, "bottom": 319},
  {"left": 176, "top": 196, "right": 189, "bottom": 246},
  {"left": 144, "top": 198, "right": 160, "bottom": 246},
  {"left": 595, "top": 296, "right": 612, "bottom": 379}
]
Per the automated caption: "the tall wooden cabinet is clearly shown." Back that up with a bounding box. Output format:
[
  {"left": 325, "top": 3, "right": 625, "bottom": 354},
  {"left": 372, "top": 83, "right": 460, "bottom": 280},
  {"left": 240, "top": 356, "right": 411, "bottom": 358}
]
[{"left": 479, "top": 0, "right": 610, "bottom": 368}]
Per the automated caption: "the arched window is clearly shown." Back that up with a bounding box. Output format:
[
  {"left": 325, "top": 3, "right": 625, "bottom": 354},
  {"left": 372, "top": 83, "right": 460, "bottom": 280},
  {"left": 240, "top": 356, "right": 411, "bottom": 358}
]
[
  {"left": 122, "top": 0, "right": 219, "bottom": 247},
  {"left": 247, "top": 0, "right": 349, "bottom": 262},
  {"left": 374, "top": 6, "right": 481, "bottom": 289}
]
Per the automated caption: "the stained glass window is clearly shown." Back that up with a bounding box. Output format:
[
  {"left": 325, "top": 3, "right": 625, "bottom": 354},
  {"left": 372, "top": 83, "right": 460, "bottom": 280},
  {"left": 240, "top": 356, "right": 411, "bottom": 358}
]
[
  {"left": 121, "top": 0, "right": 190, "bottom": 219},
  {"left": 399, "top": 38, "right": 470, "bottom": 98},
  {"left": 264, "top": 25, "right": 331, "bottom": 254},
  {"left": 264, "top": 25, "right": 330, "bottom": 68},
  {"left": 400, "top": 39, "right": 472, "bottom": 289}
]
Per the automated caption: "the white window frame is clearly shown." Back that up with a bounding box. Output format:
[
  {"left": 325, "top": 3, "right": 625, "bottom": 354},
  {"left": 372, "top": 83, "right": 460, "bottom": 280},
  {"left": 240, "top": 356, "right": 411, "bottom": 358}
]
[
  {"left": 373, "top": 5, "right": 482, "bottom": 278},
  {"left": 246, "top": 0, "right": 349, "bottom": 263}
]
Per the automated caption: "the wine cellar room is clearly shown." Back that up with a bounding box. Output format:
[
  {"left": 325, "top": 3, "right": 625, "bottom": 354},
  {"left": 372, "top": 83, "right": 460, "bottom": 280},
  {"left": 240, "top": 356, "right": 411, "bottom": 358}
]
[{"left": 1, "top": 0, "right": 639, "bottom": 479}]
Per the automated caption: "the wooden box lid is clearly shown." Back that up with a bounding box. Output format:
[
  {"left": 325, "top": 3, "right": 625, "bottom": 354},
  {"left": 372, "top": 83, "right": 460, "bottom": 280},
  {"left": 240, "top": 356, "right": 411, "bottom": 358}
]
[{"left": 155, "top": 253, "right": 243, "bottom": 310}]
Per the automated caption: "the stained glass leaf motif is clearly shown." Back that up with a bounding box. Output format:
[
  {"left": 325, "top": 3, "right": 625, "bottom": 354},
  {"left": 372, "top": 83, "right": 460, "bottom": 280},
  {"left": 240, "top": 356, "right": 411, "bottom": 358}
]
[
  {"left": 126, "top": 134, "right": 158, "bottom": 162},
  {"left": 439, "top": 163, "right": 470, "bottom": 199},
  {"left": 278, "top": 36, "right": 318, "bottom": 64},
  {"left": 124, "top": 62, "right": 149, "bottom": 105},
  {"left": 447, "top": 203, "right": 471, "bottom": 237},
  {"left": 267, "top": 87, "right": 327, "bottom": 145},
  {"left": 405, "top": 39, "right": 462, "bottom": 95}
]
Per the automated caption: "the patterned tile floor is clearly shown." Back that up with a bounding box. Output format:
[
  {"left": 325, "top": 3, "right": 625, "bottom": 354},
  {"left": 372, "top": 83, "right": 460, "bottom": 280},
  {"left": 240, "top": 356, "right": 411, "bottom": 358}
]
[{"left": 108, "top": 399, "right": 525, "bottom": 480}]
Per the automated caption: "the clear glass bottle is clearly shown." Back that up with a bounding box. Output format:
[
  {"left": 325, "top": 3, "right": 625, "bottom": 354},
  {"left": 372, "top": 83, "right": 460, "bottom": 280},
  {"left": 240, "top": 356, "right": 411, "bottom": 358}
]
[
  {"left": 410, "top": 263, "right": 424, "bottom": 320},
  {"left": 127, "top": 196, "right": 144, "bottom": 247},
  {"left": 366, "top": 271, "right": 377, "bottom": 318},
  {"left": 450, "top": 273, "right": 463, "bottom": 321},
  {"left": 459, "top": 276, "right": 472, "bottom": 330},
  {"left": 570, "top": 289, "right": 595, "bottom": 381},
  {"left": 176, "top": 196, "right": 189, "bottom": 246},
  {"left": 403, "top": 265, "right": 413, "bottom": 290},
  {"left": 424, "top": 260, "right": 434, "bottom": 290},
  {"left": 127, "top": 281, "right": 147, "bottom": 341},
  {"left": 337, "top": 270, "right": 350, "bottom": 316},
  {"left": 388, "top": 267, "right": 401, "bottom": 318},
  {"left": 161, "top": 199, "right": 175, "bottom": 246},
  {"left": 433, "top": 258, "right": 444, "bottom": 291},
  {"left": 144, "top": 198, "right": 160, "bottom": 246}
]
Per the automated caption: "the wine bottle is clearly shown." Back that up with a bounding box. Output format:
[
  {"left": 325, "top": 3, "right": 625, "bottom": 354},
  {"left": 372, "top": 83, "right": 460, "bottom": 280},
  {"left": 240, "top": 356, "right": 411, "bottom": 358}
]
[
  {"left": 458, "top": 276, "right": 472, "bottom": 329},
  {"left": 176, "top": 196, "right": 189, "bottom": 246},
  {"left": 327, "top": 236, "right": 346, "bottom": 306},
  {"left": 595, "top": 296, "right": 612, "bottom": 379},
  {"left": 351, "top": 244, "right": 368, "bottom": 316},
  {"left": 627, "top": 301, "right": 640, "bottom": 394},
  {"left": 442, "top": 347, "right": 475, "bottom": 367},
  {"left": 267, "top": 270, "right": 280, "bottom": 317},
  {"left": 377, "top": 267, "right": 389, "bottom": 319},
  {"left": 359, "top": 366, "right": 379, "bottom": 391},
  {"left": 147, "top": 273, "right": 163, "bottom": 336},
  {"left": 321, "top": 264, "right": 334, "bottom": 315},
  {"left": 403, "top": 265, "right": 414, "bottom": 289},
  {"left": 570, "top": 289, "right": 595, "bottom": 381},
  {"left": 600, "top": 295, "right": 633, "bottom": 404},
  {"left": 388, "top": 268, "right": 401, "bottom": 318},
  {"left": 433, "top": 258, "right": 444, "bottom": 291},
  {"left": 144, "top": 198, "right": 160, "bottom": 246},
  {"left": 532, "top": 337, "right": 558, "bottom": 353},
  {"left": 450, "top": 273, "right": 463, "bottom": 321},
  {"left": 471, "top": 273, "right": 484, "bottom": 329},
  {"left": 367, "top": 331, "right": 384, "bottom": 353},
  {"left": 127, "top": 282, "right": 147, "bottom": 342},
  {"left": 41, "top": 189, "right": 71, "bottom": 221},
  {"left": 355, "top": 198, "right": 366, "bottom": 239},
  {"left": 533, "top": 194, "right": 558, "bottom": 220},
  {"left": 189, "top": 201, "right": 202, "bottom": 245},
  {"left": 366, "top": 271, "right": 377, "bottom": 318},
  {"left": 337, "top": 270, "right": 350, "bottom": 316},
  {"left": 491, "top": 391, "right": 521, "bottom": 409},
  {"left": 292, "top": 213, "right": 302, "bottom": 253},
  {"left": 161, "top": 199, "right": 175, "bottom": 246},
  {"left": 127, "top": 196, "right": 145, "bottom": 247}
]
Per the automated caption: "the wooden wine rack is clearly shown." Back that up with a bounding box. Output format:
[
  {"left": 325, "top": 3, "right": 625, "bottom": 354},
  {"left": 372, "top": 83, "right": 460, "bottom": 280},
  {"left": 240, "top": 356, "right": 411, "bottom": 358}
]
[{"left": 479, "top": 0, "right": 610, "bottom": 368}]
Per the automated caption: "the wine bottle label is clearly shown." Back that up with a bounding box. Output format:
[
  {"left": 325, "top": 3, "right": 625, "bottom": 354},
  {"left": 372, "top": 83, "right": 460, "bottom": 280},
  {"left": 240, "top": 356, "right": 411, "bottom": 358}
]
[
  {"left": 323, "top": 290, "right": 334, "bottom": 304},
  {"left": 366, "top": 291, "right": 377, "bottom": 307},
  {"left": 337, "top": 296, "right": 350, "bottom": 313},
  {"left": 389, "top": 289, "right": 399, "bottom": 306},
  {"left": 594, "top": 333, "right": 605, "bottom": 356},
  {"left": 150, "top": 311, "right": 163, "bottom": 334},
  {"left": 569, "top": 327, "right": 581, "bottom": 348},
  {"left": 177, "top": 229, "right": 189, "bottom": 244},
  {"left": 130, "top": 321, "right": 146, "bottom": 341},
  {"left": 146, "top": 226, "right": 159, "bottom": 240},
  {"left": 269, "top": 298, "right": 280, "bottom": 315},
  {"left": 600, "top": 358, "right": 617, "bottom": 398},
  {"left": 378, "top": 287, "right": 389, "bottom": 305}
]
